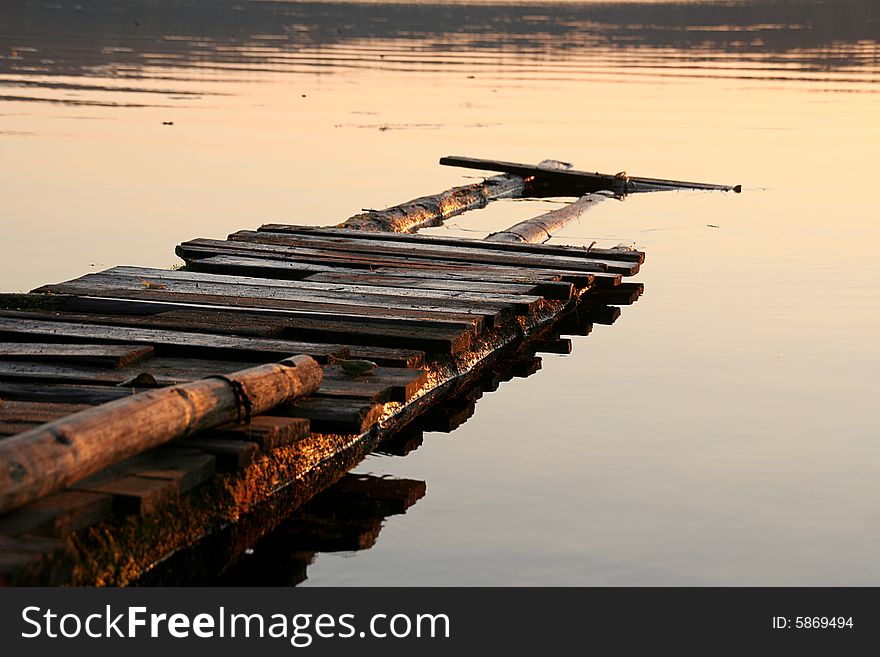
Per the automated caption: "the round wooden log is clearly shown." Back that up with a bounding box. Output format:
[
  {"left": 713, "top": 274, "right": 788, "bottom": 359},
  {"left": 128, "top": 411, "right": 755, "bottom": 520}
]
[
  {"left": 341, "top": 174, "right": 524, "bottom": 233},
  {"left": 485, "top": 192, "right": 612, "bottom": 244},
  {"left": 0, "top": 355, "right": 322, "bottom": 515}
]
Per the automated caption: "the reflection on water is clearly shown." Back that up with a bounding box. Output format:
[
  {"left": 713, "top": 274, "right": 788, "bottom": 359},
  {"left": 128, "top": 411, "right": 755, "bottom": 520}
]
[
  {"left": 2, "top": 1, "right": 880, "bottom": 95},
  {"left": 2, "top": 1, "right": 880, "bottom": 585}
]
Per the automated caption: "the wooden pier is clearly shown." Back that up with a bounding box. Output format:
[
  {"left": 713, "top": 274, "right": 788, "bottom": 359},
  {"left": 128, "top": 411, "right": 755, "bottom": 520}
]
[{"left": 0, "top": 156, "right": 711, "bottom": 586}]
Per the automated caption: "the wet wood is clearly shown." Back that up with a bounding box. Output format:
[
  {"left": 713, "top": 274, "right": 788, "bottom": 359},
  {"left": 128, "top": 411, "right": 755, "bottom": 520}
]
[
  {"left": 341, "top": 174, "right": 525, "bottom": 232},
  {"left": 486, "top": 193, "right": 611, "bottom": 244},
  {"left": 0, "top": 535, "right": 74, "bottom": 586},
  {"left": 0, "top": 344, "right": 154, "bottom": 368},
  {"left": 260, "top": 224, "right": 645, "bottom": 263},
  {"left": 0, "top": 355, "right": 323, "bottom": 514},
  {"left": 440, "top": 155, "right": 742, "bottom": 195}
]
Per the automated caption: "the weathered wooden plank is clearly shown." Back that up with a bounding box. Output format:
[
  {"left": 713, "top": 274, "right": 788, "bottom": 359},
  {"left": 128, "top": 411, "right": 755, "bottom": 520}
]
[
  {"left": 275, "top": 398, "right": 384, "bottom": 435},
  {"left": 201, "top": 416, "right": 309, "bottom": 450},
  {"left": 0, "top": 535, "right": 75, "bottom": 586},
  {"left": 176, "top": 238, "right": 605, "bottom": 288},
  {"left": 122, "top": 449, "right": 217, "bottom": 495},
  {"left": 0, "top": 355, "right": 323, "bottom": 514},
  {"left": 341, "top": 173, "right": 524, "bottom": 233},
  {"left": 320, "top": 365, "right": 428, "bottom": 404},
  {"left": 347, "top": 346, "right": 424, "bottom": 369},
  {"left": 188, "top": 255, "right": 577, "bottom": 299},
  {"left": 0, "top": 401, "right": 92, "bottom": 424},
  {"left": 440, "top": 155, "right": 742, "bottom": 195},
  {"left": 227, "top": 230, "right": 639, "bottom": 276},
  {"left": 0, "top": 382, "right": 136, "bottom": 405},
  {"left": 0, "top": 343, "right": 154, "bottom": 368},
  {"left": 0, "top": 315, "right": 349, "bottom": 362},
  {"left": 0, "top": 490, "right": 113, "bottom": 538},
  {"left": 260, "top": 224, "right": 645, "bottom": 263},
  {"left": 0, "top": 357, "right": 255, "bottom": 387},
  {"left": 178, "top": 437, "right": 260, "bottom": 472},
  {"left": 37, "top": 269, "right": 537, "bottom": 319},
  {"left": 1, "top": 294, "right": 485, "bottom": 337},
  {"left": 0, "top": 421, "right": 41, "bottom": 437},
  {"left": 71, "top": 472, "right": 179, "bottom": 516}
]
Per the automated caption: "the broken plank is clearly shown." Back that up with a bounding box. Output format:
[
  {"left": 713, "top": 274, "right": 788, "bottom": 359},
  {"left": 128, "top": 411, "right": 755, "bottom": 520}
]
[{"left": 0, "top": 343, "right": 154, "bottom": 368}]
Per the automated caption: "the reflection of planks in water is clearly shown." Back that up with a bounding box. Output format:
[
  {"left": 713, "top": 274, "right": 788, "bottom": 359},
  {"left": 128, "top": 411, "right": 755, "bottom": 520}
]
[
  {"left": 218, "top": 474, "right": 427, "bottom": 586},
  {"left": 0, "top": 158, "right": 649, "bottom": 585}
]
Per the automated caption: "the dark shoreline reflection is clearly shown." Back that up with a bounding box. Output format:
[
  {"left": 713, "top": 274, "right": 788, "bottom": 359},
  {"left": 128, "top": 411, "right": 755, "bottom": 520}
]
[{"left": 1, "top": 0, "right": 878, "bottom": 100}]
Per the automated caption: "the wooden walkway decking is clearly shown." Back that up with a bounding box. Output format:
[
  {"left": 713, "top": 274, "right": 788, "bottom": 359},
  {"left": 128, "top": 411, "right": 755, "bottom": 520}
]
[{"left": 0, "top": 158, "right": 652, "bottom": 585}]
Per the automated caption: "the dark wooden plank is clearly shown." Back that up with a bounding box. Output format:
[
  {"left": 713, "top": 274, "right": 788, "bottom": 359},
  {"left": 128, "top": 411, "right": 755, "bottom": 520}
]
[
  {"left": 439, "top": 155, "right": 741, "bottom": 194},
  {"left": 0, "top": 356, "right": 256, "bottom": 387},
  {"left": 0, "top": 343, "right": 154, "bottom": 368},
  {"left": 0, "top": 296, "right": 484, "bottom": 339},
  {"left": 0, "top": 401, "right": 92, "bottom": 423},
  {"left": 179, "top": 437, "right": 259, "bottom": 472},
  {"left": 201, "top": 416, "right": 309, "bottom": 450},
  {"left": 0, "top": 381, "right": 137, "bottom": 404},
  {"left": 347, "top": 346, "right": 424, "bottom": 369},
  {"left": 176, "top": 238, "right": 604, "bottom": 288},
  {"left": 227, "top": 230, "right": 639, "bottom": 275},
  {"left": 37, "top": 269, "right": 537, "bottom": 319},
  {"left": 260, "top": 224, "right": 646, "bottom": 263},
  {"left": 0, "top": 490, "right": 113, "bottom": 538},
  {"left": 71, "top": 472, "right": 179, "bottom": 516},
  {"left": 0, "top": 535, "right": 75, "bottom": 586},
  {"left": 0, "top": 314, "right": 349, "bottom": 362},
  {"left": 275, "top": 398, "right": 384, "bottom": 435},
  {"left": 187, "top": 254, "right": 576, "bottom": 300},
  {"left": 121, "top": 449, "right": 216, "bottom": 495},
  {"left": 319, "top": 365, "right": 428, "bottom": 404}
]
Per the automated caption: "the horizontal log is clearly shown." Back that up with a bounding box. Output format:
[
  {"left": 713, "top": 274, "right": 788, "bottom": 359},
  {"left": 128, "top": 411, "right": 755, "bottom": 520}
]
[
  {"left": 0, "top": 355, "right": 323, "bottom": 514},
  {"left": 341, "top": 173, "right": 524, "bottom": 232},
  {"left": 259, "top": 224, "right": 645, "bottom": 263}
]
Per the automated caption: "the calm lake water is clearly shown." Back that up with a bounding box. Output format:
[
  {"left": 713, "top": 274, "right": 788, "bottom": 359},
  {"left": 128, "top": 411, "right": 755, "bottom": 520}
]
[{"left": 2, "top": 0, "right": 879, "bottom": 585}]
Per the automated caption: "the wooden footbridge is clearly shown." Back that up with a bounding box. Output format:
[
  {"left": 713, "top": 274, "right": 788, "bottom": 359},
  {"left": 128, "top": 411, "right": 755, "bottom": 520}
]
[{"left": 0, "top": 157, "right": 736, "bottom": 585}]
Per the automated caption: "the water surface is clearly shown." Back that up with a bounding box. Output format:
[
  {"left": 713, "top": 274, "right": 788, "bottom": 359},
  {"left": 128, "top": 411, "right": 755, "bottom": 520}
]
[{"left": 1, "top": 0, "right": 878, "bottom": 585}]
